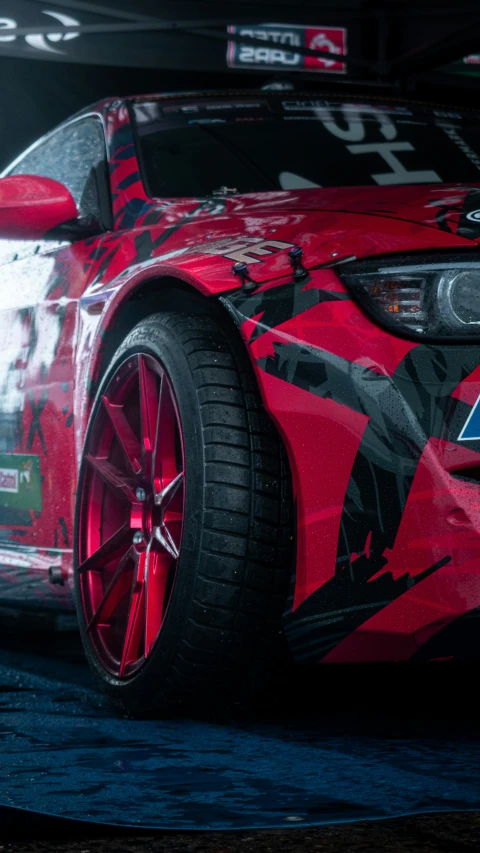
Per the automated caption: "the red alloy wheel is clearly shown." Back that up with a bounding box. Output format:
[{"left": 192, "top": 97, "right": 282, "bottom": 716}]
[{"left": 78, "top": 353, "right": 185, "bottom": 678}]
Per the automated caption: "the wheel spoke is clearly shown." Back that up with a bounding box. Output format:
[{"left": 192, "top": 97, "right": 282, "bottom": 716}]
[
  {"left": 87, "top": 547, "right": 135, "bottom": 631},
  {"left": 102, "top": 396, "right": 142, "bottom": 474},
  {"left": 138, "top": 355, "right": 159, "bottom": 477},
  {"left": 154, "top": 470, "right": 184, "bottom": 508},
  {"left": 80, "top": 347, "right": 186, "bottom": 679},
  {"left": 119, "top": 552, "right": 146, "bottom": 676},
  {"left": 152, "top": 374, "right": 178, "bottom": 492},
  {"left": 78, "top": 524, "right": 131, "bottom": 574},
  {"left": 154, "top": 523, "right": 179, "bottom": 560},
  {"left": 144, "top": 545, "right": 171, "bottom": 658},
  {"left": 86, "top": 455, "right": 137, "bottom": 502}
]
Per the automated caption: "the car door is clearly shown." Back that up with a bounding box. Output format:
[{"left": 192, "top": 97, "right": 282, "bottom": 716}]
[{"left": 0, "top": 116, "right": 109, "bottom": 599}]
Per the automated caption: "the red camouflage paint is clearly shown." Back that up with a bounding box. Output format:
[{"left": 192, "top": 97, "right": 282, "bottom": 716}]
[{"left": 1, "top": 92, "right": 480, "bottom": 663}]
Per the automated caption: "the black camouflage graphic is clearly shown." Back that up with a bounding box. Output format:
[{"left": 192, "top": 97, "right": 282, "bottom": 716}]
[{"left": 224, "top": 284, "right": 480, "bottom": 661}]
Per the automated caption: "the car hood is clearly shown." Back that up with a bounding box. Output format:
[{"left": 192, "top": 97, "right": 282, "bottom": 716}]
[
  {"left": 224, "top": 183, "right": 480, "bottom": 240},
  {"left": 131, "top": 183, "right": 480, "bottom": 293}
]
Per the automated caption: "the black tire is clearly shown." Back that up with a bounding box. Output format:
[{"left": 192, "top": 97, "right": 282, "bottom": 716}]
[{"left": 74, "top": 310, "right": 293, "bottom": 716}]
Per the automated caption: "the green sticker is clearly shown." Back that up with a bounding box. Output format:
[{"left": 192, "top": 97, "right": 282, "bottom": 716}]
[{"left": 0, "top": 454, "right": 43, "bottom": 512}]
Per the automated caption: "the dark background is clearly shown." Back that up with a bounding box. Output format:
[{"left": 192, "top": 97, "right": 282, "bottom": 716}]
[{"left": 0, "top": 58, "right": 246, "bottom": 171}]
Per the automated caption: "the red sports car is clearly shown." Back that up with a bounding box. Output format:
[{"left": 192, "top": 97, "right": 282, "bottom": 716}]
[{"left": 1, "top": 90, "right": 480, "bottom": 714}]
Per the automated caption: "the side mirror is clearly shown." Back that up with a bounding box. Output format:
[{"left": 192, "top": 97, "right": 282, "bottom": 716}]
[{"left": 0, "top": 174, "right": 80, "bottom": 239}]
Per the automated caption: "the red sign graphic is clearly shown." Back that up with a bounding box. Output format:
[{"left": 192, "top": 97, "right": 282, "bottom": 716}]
[{"left": 304, "top": 27, "right": 347, "bottom": 73}]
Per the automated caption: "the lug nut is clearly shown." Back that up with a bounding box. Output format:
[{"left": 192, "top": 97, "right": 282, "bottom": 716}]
[
  {"left": 135, "top": 487, "right": 146, "bottom": 501},
  {"left": 133, "top": 531, "right": 143, "bottom": 545}
]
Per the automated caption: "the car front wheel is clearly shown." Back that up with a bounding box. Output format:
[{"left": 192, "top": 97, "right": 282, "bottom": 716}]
[{"left": 74, "top": 311, "right": 292, "bottom": 716}]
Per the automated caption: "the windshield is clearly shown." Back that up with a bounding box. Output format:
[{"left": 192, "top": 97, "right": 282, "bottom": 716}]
[{"left": 132, "top": 95, "right": 480, "bottom": 198}]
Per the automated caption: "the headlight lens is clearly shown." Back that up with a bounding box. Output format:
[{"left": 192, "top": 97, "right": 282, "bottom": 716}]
[{"left": 340, "top": 253, "right": 480, "bottom": 339}]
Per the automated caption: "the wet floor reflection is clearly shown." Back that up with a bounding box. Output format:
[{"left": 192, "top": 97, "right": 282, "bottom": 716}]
[{"left": 0, "top": 625, "right": 479, "bottom": 830}]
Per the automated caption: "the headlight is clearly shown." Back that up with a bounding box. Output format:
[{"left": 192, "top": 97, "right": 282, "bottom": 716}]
[{"left": 339, "top": 253, "right": 480, "bottom": 340}]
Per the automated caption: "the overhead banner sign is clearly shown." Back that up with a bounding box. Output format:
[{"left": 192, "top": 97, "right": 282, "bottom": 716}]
[
  {"left": 0, "top": 1, "right": 353, "bottom": 73},
  {"left": 0, "top": 0, "right": 474, "bottom": 85},
  {"left": 0, "top": 0, "right": 229, "bottom": 67},
  {"left": 226, "top": 24, "right": 347, "bottom": 74},
  {"left": 0, "top": 3, "right": 84, "bottom": 56}
]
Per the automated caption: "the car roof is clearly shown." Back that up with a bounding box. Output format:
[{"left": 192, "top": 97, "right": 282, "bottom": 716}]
[{"left": 82, "top": 87, "right": 480, "bottom": 116}]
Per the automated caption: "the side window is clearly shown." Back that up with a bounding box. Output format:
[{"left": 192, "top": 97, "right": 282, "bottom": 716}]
[{"left": 10, "top": 118, "right": 107, "bottom": 220}]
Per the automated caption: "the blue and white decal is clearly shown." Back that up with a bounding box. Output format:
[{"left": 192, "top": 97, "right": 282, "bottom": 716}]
[{"left": 458, "top": 394, "right": 480, "bottom": 441}]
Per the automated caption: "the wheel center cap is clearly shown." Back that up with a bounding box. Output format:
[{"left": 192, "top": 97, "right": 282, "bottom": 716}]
[{"left": 130, "top": 491, "right": 166, "bottom": 544}]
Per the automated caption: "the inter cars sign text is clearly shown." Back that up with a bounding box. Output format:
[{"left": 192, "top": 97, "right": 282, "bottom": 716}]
[{"left": 227, "top": 24, "right": 346, "bottom": 74}]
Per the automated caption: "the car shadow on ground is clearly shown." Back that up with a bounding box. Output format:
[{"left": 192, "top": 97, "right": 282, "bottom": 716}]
[{"left": 0, "top": 621, "right": 478, "bottom": 734}]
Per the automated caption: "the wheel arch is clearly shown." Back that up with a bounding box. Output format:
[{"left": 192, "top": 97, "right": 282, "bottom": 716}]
[
  {"left": 79, "top": 274, "right": 296, "bottom": 501},
  {"left": 88, "top": 275, "right": 237, "bottom": 402},
  {"left": 78, "top": 273, "right": 295, "bottom": 530}
]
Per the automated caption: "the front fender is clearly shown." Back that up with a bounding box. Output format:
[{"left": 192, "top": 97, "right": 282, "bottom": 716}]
[{"left": 221, "top": 267, "right": 480, "bottom": 664}]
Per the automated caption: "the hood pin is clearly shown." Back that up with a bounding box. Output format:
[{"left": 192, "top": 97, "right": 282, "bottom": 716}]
[
  {"left": 232, "top": 261, "right": 258, "bottom": 292},
  {"left": 288, "top": 245, "right": 308, "bottom": 280}
]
